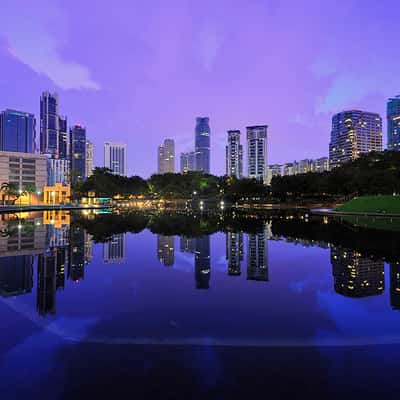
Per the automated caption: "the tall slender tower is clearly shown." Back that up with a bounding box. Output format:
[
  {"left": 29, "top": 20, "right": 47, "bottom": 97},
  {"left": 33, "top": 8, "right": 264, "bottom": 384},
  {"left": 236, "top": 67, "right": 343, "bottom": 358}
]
[
  {"left": 226, "top": 130, "right": 243, "bottom": 178},
  {"left": 70, "top": 125, "right": 86, "bottom": 183},
  {"left": 104, "top": 142, "right": 127, "bottom": 176},
  {"left": 195, "top": 117, "right": 210, "bottom": 173},
  {"left": 387, "top": 96, "right": 400, "bottom": 151},
  {"left": 247, "top": 125, "right": 268, "bottom": 183},
  {"left": 158, "top": 139, "right": 175, "bottom": 174},
  {"left": 85, "top": 140, "right": 94, "bottom": 178},
  {"left": 40, "top": 92, "right": 60, "bottom": 156},
  {"left": 58, "top": 116, "right": 68, "bottom": 159}
]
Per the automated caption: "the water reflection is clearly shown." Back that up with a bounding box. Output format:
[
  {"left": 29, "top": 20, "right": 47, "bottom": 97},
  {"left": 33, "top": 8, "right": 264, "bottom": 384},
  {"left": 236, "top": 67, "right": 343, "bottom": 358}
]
[{"left": 0, "top": 210, "right": 400, "bottom": 318}]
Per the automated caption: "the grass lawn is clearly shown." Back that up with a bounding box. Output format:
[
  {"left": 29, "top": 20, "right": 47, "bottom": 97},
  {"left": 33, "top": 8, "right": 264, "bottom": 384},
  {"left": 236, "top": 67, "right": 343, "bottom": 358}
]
[{"left": 336, "top": 195, "right": 400, "bottom": 214}]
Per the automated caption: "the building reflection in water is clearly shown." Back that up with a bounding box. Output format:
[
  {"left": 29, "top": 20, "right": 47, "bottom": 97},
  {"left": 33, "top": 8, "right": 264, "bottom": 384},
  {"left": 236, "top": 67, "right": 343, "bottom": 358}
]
[
  {"left": 37, "top": 250, "right": 58, "bottom": 316},
  {"left": 390, "top": 263, "right": 400, "bottom": 310},
  {"left": 195, "top": 236, "right": 210, "bottom": 289},
  {"left": 68, "top": 226, "right": 87, "bottom": 282},
  {"left": 226, "top": 232, "right": 243, "bottom": 276},
  {"left": 157, "top": 235, "right": 174, "bottom": 266},
  {"left": 247, "top": 227, "right": 269, "bottom": 282},
  {"left": 180, "top": 236, "right": 195, "bottom": 254},
  {"left": 331, "top": 247, "right": 384, "bottom": 298},
  {"left": 0, "top": 255, "right": 33, "bottom": 297},
  {"left": 103, "top": 234, "right": 125, "bottom": 264}
]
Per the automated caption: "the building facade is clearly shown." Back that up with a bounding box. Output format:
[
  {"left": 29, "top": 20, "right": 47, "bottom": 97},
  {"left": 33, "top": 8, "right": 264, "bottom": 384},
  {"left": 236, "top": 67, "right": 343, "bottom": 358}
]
[
  {"left": 85, "top": 140, "right": 94, "bottom": 178},
  {"left": 47, "top": 157, "right": 70, "bottom": 186},
  {"left": 387, "top": 96, "right": 400, "bottom": 151},
  {"left": 329, "top": 110, "right": 382, "bottom": 169},
  {"left": 283, "top": 163, "right": 294, "bottom": 176},
  {"left": 0, "top": 151, "right": 47, "bottom": 195},
  {"left": 0, "top": 109, "right": 36, "bottom": 154},
  {"left": 158, "top": 139, "right": 175, "bottom": 174},
  {"left": 157, "top": 235, "right": 174, "bottom": 266},
  {"left": 58, "top": 116, "right": 68, "bottom": 159},
  {"left": 247, "top": 125, "right": 268, "bottom": 183},
  {"left": 180, "top": 151, "right": 196, "bottom": 173},
  {"left": 195, "top": 117, "right": 210, "bottom": 173},
  {"left": 40, "top": 92, "right": 60, "bottom": 156},
  {"left": 103, "top": 234, "right": 126, "bottom": 264},
  {"left": 70, "top": 125, "right": 86, "bottom": 183},
  {"left": 104, "top": 142, "right": 127, "bottom": 176},
  {"left": 226, "top": 130, "right": 243, "bottom": 178},
  {"left": 311, "top": 157, "right": 330, "bottom": 173}
]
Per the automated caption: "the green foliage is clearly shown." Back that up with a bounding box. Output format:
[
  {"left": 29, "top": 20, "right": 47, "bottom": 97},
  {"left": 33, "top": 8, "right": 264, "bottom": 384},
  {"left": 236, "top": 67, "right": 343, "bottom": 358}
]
[{"left": 271, "top": 151, "right": 400, "bottom": 198}]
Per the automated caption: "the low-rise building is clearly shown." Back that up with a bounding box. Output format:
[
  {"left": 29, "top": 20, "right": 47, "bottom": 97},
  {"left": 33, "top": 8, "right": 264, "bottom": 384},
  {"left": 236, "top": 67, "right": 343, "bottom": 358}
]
[{"left": 43, "top": 183, "right": 71, "bottom": 205}]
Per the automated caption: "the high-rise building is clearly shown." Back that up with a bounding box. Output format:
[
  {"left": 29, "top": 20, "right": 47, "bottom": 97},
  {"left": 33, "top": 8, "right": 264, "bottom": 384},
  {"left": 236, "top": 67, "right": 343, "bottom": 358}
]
[
  {"left": 58, "top": 116, "right": 68, "bottom": 159},
  {"left": 195, "top": 117, "right": 210, "bottom": 173},
  {"left": 180, "top": 151, "right": 196, "bottom": 173},
  {"left": 158, "top": 139, "right": 175, "bottom": 174},
  {"left": 329, "top": 110, "right": 382, "bottom": 169},
  {"left": 283, "top": 163, "right": 294, "bottom": 176},
  {"left": 0, "top": 109, "right": 36, "bottom": 154},
  {"left": 387, "top": 96, "right": 400, "bottom": 151},
  {"left": 195, "top": 236, "right": 210, "bottom": 289},
  {"left": 226, "top": 130, "right": 243, "bottom": 178},
  {"left": 247, "top": 228, "right": 268, "bottom": 281},
  {"left": 266, "top": 164, "right": 281, "bottom": 185},
  {"left": 310, "top": 157, "right": 330, "bottom": 173},
  {"left": 103, "top": 234, "right": 126, "bottom": 264},
  {"left": 70, "top": 125, "right": 86, "bottom": 183},
  {"left": 40, "top": 92, "right": 60, "bottom": 156},
  {"left": 85, "top": 140, "right": 94, "bottom": 178},
  {"left": 247, "top": 125, "right": 268, "bottom": 183},
  {"left": 68, "top": 225, "right": 86, "bottom": 281},
  {"left": 226, "top": 232, "right": 243, "bottom": 276},
  {"left": 47, "top": 157, "right": 70, "bottom": 186},
  {"left": 331, "top": 247, "right": 384, "bottom": 297},
  {"left": 104, "top": 142, "right": 127, "bottom": 176},
  {"left": 157, "top": 235, "right": 174, "bottom": 266}
]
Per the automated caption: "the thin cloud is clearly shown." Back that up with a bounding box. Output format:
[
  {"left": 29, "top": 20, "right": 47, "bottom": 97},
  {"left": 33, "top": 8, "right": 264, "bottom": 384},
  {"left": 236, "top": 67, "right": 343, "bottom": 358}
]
[{"left": 0, "top": 0, "right": 100, "bottom": 91}]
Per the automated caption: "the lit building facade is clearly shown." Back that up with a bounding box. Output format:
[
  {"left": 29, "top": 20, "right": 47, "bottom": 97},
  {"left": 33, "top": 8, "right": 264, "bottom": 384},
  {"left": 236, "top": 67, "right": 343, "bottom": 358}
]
[
  {"left": 247, "top": 125, "right": 268, "bottom": 183},
  {"left": 387, "top": 96, "right": 400, "bottom": 151},
  {"left": 195, "top": 117, "right": 210, "bottom": 173},
  {"left": 226, "top": 130, "right": 243, "bottom": 178},
  {"left": 195, "top": 236, "right": 210, "bottom": 289},
  {"left": 0, "top": 109, "right": 36, "bottom": 153},
  {"left": 311, "top": 157, "right": 330, "bottom": 173},
  {"left": 43, "top": 183, "right": 71, "bottom": 205},
  {"left": 283, "top": 163, "right": 294, "bottom": 176},
  {"left": 104, "top": 142, "right": 127, "bottom": 176},
  {"left": 47, "top": 157, "right": 70, "bottom": 186},
  {"left": 226, "top": 232, "right": 243, "bottom": 276},
  {"left": 70, "top": 125, "right": 86, "bottom": 183},
  {"left": 266, "top": 164, "right": 281, "bottom": 185},
  {"left": 180, "top": 151, "right": 196, "bottom": 173},
  {"left": 86, "top": 140, "right": 94, "bottom": 178},
  {"left": 58, "top": 116, "right": 68, "bottom": 159},
  {"left": 247, "top": 228, "right": 268, "bottom": 281},
  {"left": 329, "top": 110, "right": 382, "bottom": 169},
  {"left": 158, "top": 139, "right": 175, "bottom": 174},
  {"left": 0, "top": 151, "right": 47, "bottom": 201}
]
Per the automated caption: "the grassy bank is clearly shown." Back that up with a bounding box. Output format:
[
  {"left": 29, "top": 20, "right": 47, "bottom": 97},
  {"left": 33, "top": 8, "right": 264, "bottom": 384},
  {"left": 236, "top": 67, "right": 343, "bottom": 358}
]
[{"left": 336, "top": 195, "right": 400, "bottom": 214}]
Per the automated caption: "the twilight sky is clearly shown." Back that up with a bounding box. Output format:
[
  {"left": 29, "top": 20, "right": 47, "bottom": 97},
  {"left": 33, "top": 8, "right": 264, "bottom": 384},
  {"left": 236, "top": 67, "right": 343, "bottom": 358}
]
[{"left": 0, "top": 0, "right": 399, "bottom": 177}]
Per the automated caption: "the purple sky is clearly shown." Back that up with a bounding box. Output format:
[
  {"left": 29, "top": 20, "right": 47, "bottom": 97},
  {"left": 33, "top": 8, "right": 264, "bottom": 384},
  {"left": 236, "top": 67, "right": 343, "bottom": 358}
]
[{"left": 0, "top": 0, "right": 398, "bottom": 177}]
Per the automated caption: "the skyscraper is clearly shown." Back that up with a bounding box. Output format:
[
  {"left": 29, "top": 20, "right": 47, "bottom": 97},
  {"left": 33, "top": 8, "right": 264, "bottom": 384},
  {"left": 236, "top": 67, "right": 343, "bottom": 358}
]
[
  {"left": 329, "top": 110, "right": 382, "bottom": 169},
  {"left": 70, "top": 125, "right": 86, "bottom": 183},
  {"left": 40, "top": 92, "right": 60, "bottom": 156},
  {"left": 104, "top": 142, "right": 127, "bottom": 176},
  {"left": 226, "top": 130, "right": 243, "bottom": 178},
  {"left": 195, "top": 117, "right": 210, "bottom": 173},
  {"left": 247, "top": 226, "right": 268, "bottom": 281},
  {"left": 0, "top": 109, "right": 36, "bottom": 153},
  {"left": 247, "top": 125, "right": 268, "bottom": 183},
  {"left": 86, "top": 140, "right": 94, "bottom": 178},
  {"left": 180, "top": 151, "right": 196, "bottom": 173},
  {"left": 58, "top": 116, "right": 68, "bottom": 159},
  {"left": 158, "top": 139, "right": 175, "bottom": 174},
  {"left": 387, "top": 96, "right": 400, "bottom": 151}
]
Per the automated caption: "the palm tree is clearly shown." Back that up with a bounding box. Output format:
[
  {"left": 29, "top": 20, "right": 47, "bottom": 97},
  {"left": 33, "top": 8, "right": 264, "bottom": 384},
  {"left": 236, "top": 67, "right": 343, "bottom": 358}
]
[{"left": 24, "top": 184, "right": 36, "bottom": 206}]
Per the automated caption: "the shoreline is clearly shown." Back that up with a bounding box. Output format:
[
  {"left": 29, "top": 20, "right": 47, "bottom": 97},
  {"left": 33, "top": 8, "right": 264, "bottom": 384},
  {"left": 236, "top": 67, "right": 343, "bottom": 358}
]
[{"left": 0, "top": 204, "right": 113, "bottom": 213}]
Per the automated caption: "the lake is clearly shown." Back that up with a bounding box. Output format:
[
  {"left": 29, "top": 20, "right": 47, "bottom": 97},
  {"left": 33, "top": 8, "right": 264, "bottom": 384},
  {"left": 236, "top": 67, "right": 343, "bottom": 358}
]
[{"left": 1, "top": 209, "right": 400, "bottom": 398}]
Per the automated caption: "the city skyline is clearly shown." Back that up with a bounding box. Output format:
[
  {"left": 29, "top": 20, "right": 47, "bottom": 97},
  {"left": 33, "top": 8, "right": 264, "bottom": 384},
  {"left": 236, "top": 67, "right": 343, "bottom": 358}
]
[{"left": 1, "top": 1, "right": 398, "bottom": 177}]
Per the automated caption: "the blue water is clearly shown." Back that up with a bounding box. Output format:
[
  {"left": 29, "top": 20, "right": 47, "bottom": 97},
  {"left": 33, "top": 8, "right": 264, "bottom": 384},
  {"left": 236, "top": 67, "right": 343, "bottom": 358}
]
[{"left": 1, "top": 211, "right": 399, "bottom": 398}]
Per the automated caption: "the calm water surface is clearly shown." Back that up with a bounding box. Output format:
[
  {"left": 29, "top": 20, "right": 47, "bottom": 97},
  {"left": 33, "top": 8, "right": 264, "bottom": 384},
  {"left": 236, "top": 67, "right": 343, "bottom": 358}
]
[{"left": 1, "top": 210, "right": 400, "bottom": 398}]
